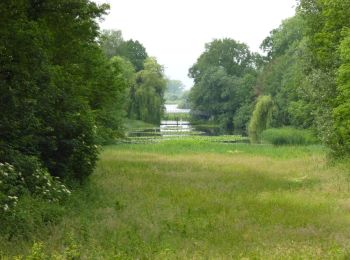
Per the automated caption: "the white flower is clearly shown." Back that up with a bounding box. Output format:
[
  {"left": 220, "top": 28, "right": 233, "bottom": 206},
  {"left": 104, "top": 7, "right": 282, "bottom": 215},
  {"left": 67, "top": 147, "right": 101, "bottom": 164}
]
[{"left": 3, "top": 204, "right": 9, "bottom": 211}]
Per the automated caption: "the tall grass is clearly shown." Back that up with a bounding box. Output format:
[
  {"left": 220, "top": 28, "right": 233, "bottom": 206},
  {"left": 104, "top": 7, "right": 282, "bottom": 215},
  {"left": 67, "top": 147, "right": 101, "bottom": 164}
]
[
  {"left": 2, "top": 139, "right": 350, "bottom": 258},
  {"left": 262, "top": 127, "right": 318, "bottom": 145}
]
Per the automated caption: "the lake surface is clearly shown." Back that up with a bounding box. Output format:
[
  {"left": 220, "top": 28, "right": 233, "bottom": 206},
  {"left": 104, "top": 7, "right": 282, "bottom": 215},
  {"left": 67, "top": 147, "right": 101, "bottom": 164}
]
[
  {"left": 161, "top": 104, "right": 194, "bottom": 136},
  {"left": 127, "top": 104, "right": 197, "bottom": 138}
]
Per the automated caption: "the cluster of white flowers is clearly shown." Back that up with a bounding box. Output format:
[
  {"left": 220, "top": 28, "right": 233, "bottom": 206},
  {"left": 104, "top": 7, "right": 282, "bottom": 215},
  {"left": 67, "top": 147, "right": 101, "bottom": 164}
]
[
  {"left": 1, "top": 161, "right": 71, "bottom": 214},
  {"left": 0, "top": 162, "right": 23, "bottom": 214},
  {"left": 31, "top": 168, "right": 71, "bottom": 202},
  {"left": 3, "top": 204, "right": 9, "bottom": 212},
  {"left": 0, "top": 163, "right": 14, "bottom": 177}
]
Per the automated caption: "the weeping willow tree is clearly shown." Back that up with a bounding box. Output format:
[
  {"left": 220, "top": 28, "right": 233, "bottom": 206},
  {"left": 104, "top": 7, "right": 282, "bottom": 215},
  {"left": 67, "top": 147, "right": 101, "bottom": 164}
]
[
  {"left": 248, "top": 95, "right": 274, "bottom": 143},
  {"left": 133, "top": 57, "right": 166, "bottom": 124}
]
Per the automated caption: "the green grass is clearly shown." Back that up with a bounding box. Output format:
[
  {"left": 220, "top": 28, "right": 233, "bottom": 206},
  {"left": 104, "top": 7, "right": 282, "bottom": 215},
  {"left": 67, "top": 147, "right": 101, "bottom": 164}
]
[
  {"left": 114, "top": 137, "right": 324, "bottom": 159},
  {"left": 2, "top": 139, "right": 350, "bottom": 258}
]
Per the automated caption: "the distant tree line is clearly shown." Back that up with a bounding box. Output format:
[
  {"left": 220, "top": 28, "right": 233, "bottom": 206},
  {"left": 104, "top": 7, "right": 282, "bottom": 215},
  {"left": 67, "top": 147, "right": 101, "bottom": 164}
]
[{"left": 188, "top": 0, "right": 350, "bottom": 156}]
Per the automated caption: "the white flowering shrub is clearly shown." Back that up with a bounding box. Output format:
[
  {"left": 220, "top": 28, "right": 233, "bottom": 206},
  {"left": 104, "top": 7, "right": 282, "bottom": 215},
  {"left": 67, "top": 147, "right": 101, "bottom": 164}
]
[
  {"left": 29, "top": 167, "right": 71, "bottom": 202},
  {"left": 0, "top": 162, "right": 24, "bottom": 213},
  {"left": 0, "top": 160, "right": 70, "bottom": 215}
]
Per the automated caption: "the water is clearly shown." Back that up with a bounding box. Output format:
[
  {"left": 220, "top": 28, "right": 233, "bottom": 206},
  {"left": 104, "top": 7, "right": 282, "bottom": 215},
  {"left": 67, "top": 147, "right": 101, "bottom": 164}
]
[
  {"left": 164, "top": 104, "right": 190, "bottom": 114},
  {"left": 127, "top": 104, "right": 225, "bottom": 138},
  {"left": 161, "top": 104, "right": 195, "bottom": 136},
  {"left": 127, "top": 104, "right": 198, "bottom": 138}
]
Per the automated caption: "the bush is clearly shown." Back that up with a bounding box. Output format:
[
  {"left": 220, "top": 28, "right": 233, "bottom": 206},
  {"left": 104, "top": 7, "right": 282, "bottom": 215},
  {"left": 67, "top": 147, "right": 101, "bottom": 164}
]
[
  {"left": 0, "top": 157, "right": 70, "bottom": 239},
  {"left": 262, "top": 127, "right": 318, "bottom": 146},
  {"left": 0, "top": 163, "right": 24, "bottom": 214}
]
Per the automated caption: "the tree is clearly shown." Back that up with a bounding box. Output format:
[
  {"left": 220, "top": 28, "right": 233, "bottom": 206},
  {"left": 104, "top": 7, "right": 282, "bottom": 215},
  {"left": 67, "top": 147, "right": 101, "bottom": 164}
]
[
  {"left": 190, "top": 67, "right": 238, "bottom": 127},
  {"left": 0, "top": 0, "right": 115, "bottom": 181},
  {"left": 257, "top": 15, "right": 316, "bottom": 129},
  {"left": 99, "top": 30, "right": 148, "bottom": 72},
  {"left": 88, "top": 55, "right": 130, "bottom": 144},
  {"left": 132, "top": 57, "right": 166, "bottom": 124},
  {"left": 332, "top": 29, "right": 350, "bottom": 155},
  {"left": 297, "top": 0, "right": 350, "bottom": 152},
  {"left": 165, "top": 79, "right": 186, "bottom": 101},
  {"left": 188, "top": 38, "right": 257, "bottom": 133},
  {"left": 100, "top": 30, "right": 124, "bottom": 59},
  {"left": 118, "top": 40, "right": 148, "bottom": 72},
  {"left": 248, "top": 95, "right": 274, "bottom": 143},
  {"left": 189, "top": 39, "right": 254, "bottom": 82}
]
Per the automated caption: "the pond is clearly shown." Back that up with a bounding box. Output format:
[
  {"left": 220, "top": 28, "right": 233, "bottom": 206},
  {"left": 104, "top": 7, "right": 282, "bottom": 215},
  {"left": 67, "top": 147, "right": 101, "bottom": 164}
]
[
  {"left": 127, "top": 104, "right": 236, "bottom": 138},
  {"left": 128, "top": 104, "right": 199, "bottom": 138}
]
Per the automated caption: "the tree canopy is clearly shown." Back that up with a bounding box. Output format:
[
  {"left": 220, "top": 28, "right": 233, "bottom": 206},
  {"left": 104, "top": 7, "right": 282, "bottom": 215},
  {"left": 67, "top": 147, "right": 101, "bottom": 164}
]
[{"left": 188, "top": 38, "right": 257, "bottom": 133}]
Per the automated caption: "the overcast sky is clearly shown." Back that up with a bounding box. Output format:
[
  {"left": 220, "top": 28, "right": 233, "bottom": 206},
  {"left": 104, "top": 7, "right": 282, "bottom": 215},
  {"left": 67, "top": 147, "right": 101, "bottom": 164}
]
[{"left": 95, "top": 0, "right": 296, "bottom": 88}]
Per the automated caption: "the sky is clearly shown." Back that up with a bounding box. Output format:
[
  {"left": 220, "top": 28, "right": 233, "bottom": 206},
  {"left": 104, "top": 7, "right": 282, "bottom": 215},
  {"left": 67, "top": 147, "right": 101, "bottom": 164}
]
[{"left": 95, "top": 0, "right": 297, "bottom": 89}]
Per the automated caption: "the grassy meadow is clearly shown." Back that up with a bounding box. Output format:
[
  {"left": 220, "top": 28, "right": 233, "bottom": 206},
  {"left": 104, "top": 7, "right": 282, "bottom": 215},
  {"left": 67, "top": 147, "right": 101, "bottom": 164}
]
[{"left": 2, "top": 138, "right": 350, "bottom": 258}]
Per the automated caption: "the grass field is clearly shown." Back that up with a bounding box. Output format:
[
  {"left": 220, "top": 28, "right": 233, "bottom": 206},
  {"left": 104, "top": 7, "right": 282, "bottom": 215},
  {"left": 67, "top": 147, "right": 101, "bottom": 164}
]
[{"left": 3, "top": 139, "right": 350, "bottom": 258}]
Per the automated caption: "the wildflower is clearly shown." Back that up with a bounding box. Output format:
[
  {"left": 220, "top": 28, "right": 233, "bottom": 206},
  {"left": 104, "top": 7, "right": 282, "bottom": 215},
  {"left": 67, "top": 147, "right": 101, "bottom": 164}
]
[{"left": 3, "top": 204, "right": 9, "bottom": 212}]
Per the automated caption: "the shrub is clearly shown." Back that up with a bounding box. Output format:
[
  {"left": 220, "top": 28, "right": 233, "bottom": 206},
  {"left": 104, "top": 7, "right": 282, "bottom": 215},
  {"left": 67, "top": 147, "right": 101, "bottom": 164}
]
[
  {"left": 261, "top": 127, "right": 318, "bottom": 146},
  {"left": 0, "top": 157, "right": 70, "bottom": 239},
  {"left": 0, "top": 163, "right": 24, "bottom": 214},
  {"left": 1, "top": 155, "right": 71, "bottom": 203}
]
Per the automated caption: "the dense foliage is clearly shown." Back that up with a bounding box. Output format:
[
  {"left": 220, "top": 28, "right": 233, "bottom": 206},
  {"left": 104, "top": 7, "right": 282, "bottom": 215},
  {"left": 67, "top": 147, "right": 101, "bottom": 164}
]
[
  {"left": 0, "top": 0, "right": 124, "bottom": 182},
  {"left": 132, "top": 58, "right": 167, "bottom": 124},
  {"left": 0, "top": 0, "right": 137, "bottom": 238},
  {"left": 189, "top": 0, "right": 350, "bottom": 156},
  {"left": 100, "top": 30, "right": 167, "bottom": 124},
  {"left": 189, "top": 39, "right": 257, "bottom": 133}
]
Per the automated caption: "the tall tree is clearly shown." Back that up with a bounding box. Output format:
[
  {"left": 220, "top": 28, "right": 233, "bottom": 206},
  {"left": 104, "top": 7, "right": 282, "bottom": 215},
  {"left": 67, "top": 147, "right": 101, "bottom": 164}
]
[
  {"left": 119, "top": 40, "right": 148, "bottom": 72},
  {"left": 132, "top": 57, "right": 167, "bottom": 124},
  {"left": 188, "top": 38, "right": 257, "bottom": 132},
  {"left": 298, "top": 0, "right": 350, "bottom": 152},
  {"left": 0, "top": 0, "right": 119, "bottom": 181},
  {"left": 258, "top": 15, "right": 314, "bottom": 128}
]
